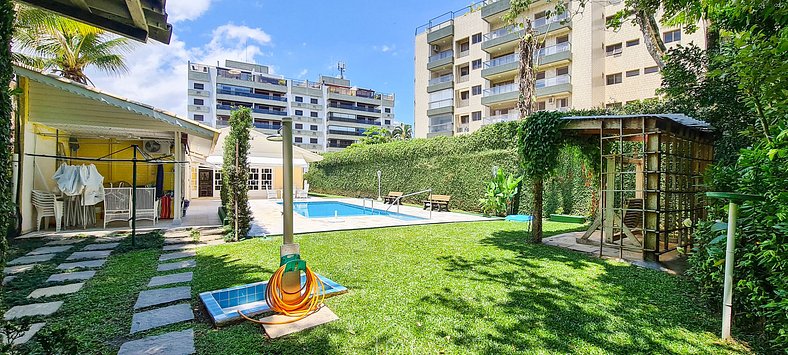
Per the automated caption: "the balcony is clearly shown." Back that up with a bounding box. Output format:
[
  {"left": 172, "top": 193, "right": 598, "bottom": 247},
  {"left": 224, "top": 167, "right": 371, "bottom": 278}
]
[
  {"left": 456, "top": 123, "right": 470, "bottom": 134},
  {"left": 457, "top": 49, "right": 469, "bottom": 58},
  {"left": 536, "top": 74, "right": 572, "bottom": 96},
  {"left": 427, "top": 50, "right": 453, "bottom": 71},
  {"left": 481, "top": 83, "right": 519, "bottom": 106},
  {"left": 427, "top": 21, "right": 454, "bottom": 43},
  {"left": 427, "top": 74, "right": 453, "bottom": 93},
  {"left": 188, "top": 104, "right": 210, "bottom": 113},
  {"left": 291, "top": 79, "right": 323, "bottom": 96},
  {"left": 534, "top": 12, "right": 570, "bottom": 35},
  {"left": 457, "top": 99, "right": 469, "bottom": 108},
  {"left": 216, "top": 69, "right": 288, "bottom": 92},
  {"left": 481, "top": 0, "right": 510, "bottom": 20},
  {"left": 253, "top": 122, "right": 281, "bottom": 131},
  {"left": 427, "top": 122, "right": 453, "bottom": 138},
  {"left": 295, "top": 142, "right": 323, "bottom": 151},
  {"left": 216, "top": 104, "right": 287, "bottom": 117},
  {"left": 188, "top": 89, "right": 210, "bottom": 97},
  {"left": 328, "top": 102, "right": 381, "bottom": 114},
  {"left": 482, "top": 53, "right": 518, "bottom": 79},
  {"left": 481, "top": 26, "right": 523, "bottom": 53},
  {"left": 427, "top": 98, "right": 453, "bottom": 116},
  {"left": 327, "top": 114, "right": 380, "bottom": 126},
  {"left": 535, "top": 42, "right": 571, "bottom": 66},
  {"left": 328, "top": 129, "right": 365, "bottom": 137},
  {"left": 457, "top": 74, "right": 469, "bottom": 83},
  {"left": 482, "top": 112, "right": 519, "bottom": 126},
  {"left": 216, "top": 89, "right": 287, "bottom": 104},
  {"left": 327, "top": 86, "right": 392, "bottom": 105}
]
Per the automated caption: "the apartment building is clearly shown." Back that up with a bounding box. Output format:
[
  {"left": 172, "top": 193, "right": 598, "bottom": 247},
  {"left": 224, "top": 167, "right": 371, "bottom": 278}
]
[
  {"left": 414, "top": 0, "right": 706, "bottom": 138},
  {"left": 187, "top": 59, "right": 397, "bottom": 152}
]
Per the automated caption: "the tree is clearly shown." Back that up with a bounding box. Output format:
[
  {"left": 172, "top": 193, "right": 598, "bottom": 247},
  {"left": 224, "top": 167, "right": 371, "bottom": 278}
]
[
  {"left": 607, "top": 0, "right": 668, "bottom": 68},
  {"left": 222, "top": 107, "right": 253, "bottom": 241},
  {"left": 391, "top": 123, "right": 413, "bottom": 141},
  {"left": 353, "top": 126, "right": 392, "bottom": 146},
  {"left": 0, "top": 0, "right": 16, "bottom": 273},
  {"left": 12, "top": 5, "right": 131, "bottom": 85}
]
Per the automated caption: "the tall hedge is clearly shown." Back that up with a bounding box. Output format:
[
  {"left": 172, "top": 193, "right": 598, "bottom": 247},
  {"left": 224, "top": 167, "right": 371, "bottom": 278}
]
[
  {"left": 0, "top": 2, "right": 15, "bottom": 269},
  {"left": 306, "top": 121, "right": 594, "bottom": 215}
]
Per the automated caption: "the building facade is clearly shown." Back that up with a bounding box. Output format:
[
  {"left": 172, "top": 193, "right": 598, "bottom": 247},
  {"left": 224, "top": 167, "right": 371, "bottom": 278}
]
[
  {"left": 414, "top": 0, "right": 707, "bottom": 138},
  {"left": 188, "top": 60, "right": 397, "bottom": 152}
]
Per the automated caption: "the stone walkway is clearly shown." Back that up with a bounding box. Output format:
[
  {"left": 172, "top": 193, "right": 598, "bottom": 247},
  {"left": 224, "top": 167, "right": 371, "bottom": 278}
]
[
  {"left": 3, "top": 235, "right": 123, "bottom": 345},
  {"left": 119, "top": 228, "right": 223, "bottom": 354}
]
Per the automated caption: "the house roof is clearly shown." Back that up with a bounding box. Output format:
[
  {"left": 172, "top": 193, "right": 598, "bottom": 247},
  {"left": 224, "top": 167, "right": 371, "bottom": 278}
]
[
  {"left": 207, "top": 127, "right": 323, "bottom": 167},
  {"left": 18, "top": 0, "right": 173, "bottom": 44},
  {"left": 562, "top": 114, "right": 713, "bottom": 132}
]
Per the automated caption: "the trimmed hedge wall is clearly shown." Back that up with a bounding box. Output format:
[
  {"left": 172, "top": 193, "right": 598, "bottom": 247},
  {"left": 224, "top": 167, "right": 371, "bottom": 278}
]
[{"left": 306, "top": 121, "right": 594, "bottom": 215}]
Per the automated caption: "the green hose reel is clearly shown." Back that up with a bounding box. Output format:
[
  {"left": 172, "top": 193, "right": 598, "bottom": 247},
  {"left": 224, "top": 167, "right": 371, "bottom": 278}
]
[{"left": 280, "top": 253, "right": 306, "bottom": 273}]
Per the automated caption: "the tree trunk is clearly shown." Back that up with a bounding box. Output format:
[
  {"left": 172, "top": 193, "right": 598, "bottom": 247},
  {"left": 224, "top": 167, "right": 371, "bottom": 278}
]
[
  {"left": 517, "top": 20, "right": 536, "bottom": 118},
  {"left": 531, "top": 178, "right": 543, "bottom": 243},
  {"left": 634, "top": 10, "right": 667, "bottom": 68}
]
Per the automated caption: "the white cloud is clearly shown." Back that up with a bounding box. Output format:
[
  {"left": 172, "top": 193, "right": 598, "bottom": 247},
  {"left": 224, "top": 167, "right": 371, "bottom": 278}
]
[
  {"left": 381, "top": 45, "right": 394, "bottom": 52},
  {"left": 85, "top": 23, "right": 274, "bottom": 117},
  {"left": 297, "top": 69, "right": 308, "bottom": 79},
  {"left": 166, "top": 0, "right": 213, "bottom": 23}
]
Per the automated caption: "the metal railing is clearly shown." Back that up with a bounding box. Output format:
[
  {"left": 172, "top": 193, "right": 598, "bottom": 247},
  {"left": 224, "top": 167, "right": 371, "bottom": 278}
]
[
  {"left": 328, "top": 102, "right": 381, "bottom": 113},
  {"left": 428, "top": 75, "right": 453, "bottom": 86},
  {"left": 217, "top": 89, "right": 287, "bottom": 102},
  {"left": 327, "top": 115, "right": 381, "bottom": 125},
  {"left": 536, "top": 74, "right": 571, "bottom": 88},
  {"left": 386, "top": 189, "right": 433, "bottom": 219},
  {"left": 534, "top": 11, "right": 569, "bottom": 29},
  {"left": 483, "top": 83, "right": 517, "bottom": 97},
  {"left": 483, "top": 53, "right": 517, "bottom": 68},
  {"left": 483, "top": 112, "right": 519, "bottom": 125},
  {"left": 429, "top": 122, "right": 454, "bottom": 133},
  {"left": 536, "top": 42, "right": 571, "bottom": 58},
  {"left": 483, "top": 26, "right": 516, "bottom": 42},
  {"left": 429, "top": 50, "right": 453, "bottom": 63},
  {"left": 428, "top": 98, "right": 453, "bottom": 109},
  {"left": 457, "top": 49, "right": 470, "bottom": 58}
]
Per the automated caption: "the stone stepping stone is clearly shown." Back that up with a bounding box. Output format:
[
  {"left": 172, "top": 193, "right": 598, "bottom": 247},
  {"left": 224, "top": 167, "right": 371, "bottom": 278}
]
[
  {"left": 162, "top": 240, "right": 223, "bottom": 251},
  {"left": 45, "top": 239, "right": 85, "bottom": 246},
  {"left": 2, "top": 275, "right": 16, "bottom": 285},
  {"left": 4, "top": 264, "right": 38, "bottom": 275},
  {"left": 134, "top": 286, "right": 191, "bottom": 309},
  {"left": 66, "top": 250, "right": 111, "bottom": 260},
  {"left": 158, "top": 250, "right": 196, "bottom": 262},
  {"left": 164, "top": 234, "right": 222, "bottom": 245},
  {"left": 47, "top": 270, "right": 96, "bottom": 283},
  {"left": 148, "top": 272, "right": 193, "bottom": 287},
  {"left": 118, "top": 329, "right": 194, "bottom": 355},
  {"left": 4, "top": 301, "right": 63, "bottom": 320},
  {"left": 2, "top": 322, "right": 45, "bottom": 346},
  {"left": 56, "top": 259, "right": 106, "bottom": 270},
  {"left": 94, "top": 235, "right": 126, "bottom": 243},
  {"left": 81, "top": 243, "right": 119, "bottom": 251},
  {"left": 7, "top": 254, "right": 55, "bottom": 266},
  {"left": 27, "top": 246, "right": 73, "bottom": 255},
  {"left": 28, "top": 282, "right": 84, "bottom": 298},
  {"left": 130, "top": 303, "right": 193, "bottom": 333},
  {"left": 157, "top": 259, "right": 196, "bottom": 272}
]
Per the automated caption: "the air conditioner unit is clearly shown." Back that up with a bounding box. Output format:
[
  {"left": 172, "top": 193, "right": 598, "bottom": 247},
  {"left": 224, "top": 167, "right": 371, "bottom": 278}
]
[
  {"left": 431, "top": 45, "right": 440, "bottom": 53},
  {"left": 143, "top": 140, "right": 168, "bottom": 154}
]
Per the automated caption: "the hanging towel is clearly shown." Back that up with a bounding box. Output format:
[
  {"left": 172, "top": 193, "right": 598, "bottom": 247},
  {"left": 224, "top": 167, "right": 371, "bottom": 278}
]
[
  {"left": 81, "top": 164, "right": 105, "bottom": 206},
  {"left": 155, "top": 164, "right": 164, "bottom": 198},
  {"left": 53, "top": 164, "right": 83, "bottom": 196}
]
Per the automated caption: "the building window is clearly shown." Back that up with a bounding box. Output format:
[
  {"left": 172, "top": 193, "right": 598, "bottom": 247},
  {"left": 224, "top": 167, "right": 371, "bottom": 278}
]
[
  {"left": 605, "top": 43, "right": 623, "bottom": 56},
  {"left": 193, "top": 114, "right": 204, "bottom": 121},
  {"left": 459, "top": 65, "right": 470, "bottom": 77},
  {"left": 310, "top": 125, "right": 318, "bottom": 131},
  {"left": 536, "top": 71, "right": 546, "bottom": 80},
  {"left": 626, "top": 39, "right": 640, "bottom": 47},
  {"left": 556, "top": 66, "right": 569, "bottom": 76},
  {"left": 248, "top": 168, "right": 260, "bottom": 190},
  {"left": 295, "top": 110, "right": 303, "bottom": 116},
  {"left": 193, "top": 83, "right": 204, "bottom": 90},
  {"left": 663, "top": 29, "right": 681, "bottom": 43},
  {"left": 472, "top": 59, "right": 482, "bottom": 70},
  {"left": 460, "top": 115, "right": 469, "bottom": 124},
  {"left": 295, "top": 137, "right": 303, "bottom": 143},
  {"left": 472, "top": 85, "right": 482, "bottom": 95},
  {"left": 310, "top": 111, "right": 318, "bottom": 118},
  {"left": 557, "top": 98, "right": 568, "bottom": 108},
  {"left": 556, "top": 34, "right": 569, "bottom": 44},
  {"left": 295, "top": 96, "right": 304, "bottom": 102},
  {"left": 537, "top": 101, "right": 546, "bottom": 111},
  {"left": 310, "top": 138, "right": 318, "bottom": 144},
  {"left": 261, "top": 168, "right": 272, "bottom": 189},
  {"left": 214, "top": 171, "right": 222, "bottom": 191},
  {"left": 606, "top": 73, "right": 623, "bottom": 85},
  {"left": 385, "top": 120, "right": 391, "bottom": 125},
  {"left": 644, "top": 66, "right": 659, "bottom": 74},
  {"left": 384, "top": 108, "right": 391, "bottom": 113},
  {"left": 295, "top": 123, "right": 303, "bottom": 129},
  {"left": 471, "top": 33, "right": 482, "bottom": 44},
  {"left": 472, "top": 111, "right": 481, "bottom": 121},
  {"left": 193, "top": 98, "right": 204, "bottom": 105},
  {"left": 459, "top": 41, "right": 470, "bottom": 52},
  {"left": 605, "top": 15, "right": 615, "bottom": 25},
  {"left": 310, "top": 98, "right": 318, "bottom": 104},
  {"left": 626, "top": 69, "right": 640, "bottom": 77}
]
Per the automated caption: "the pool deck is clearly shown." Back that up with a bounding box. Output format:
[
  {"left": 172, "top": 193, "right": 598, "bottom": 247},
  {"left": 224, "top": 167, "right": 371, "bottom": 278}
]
[{"left": 249, "top": 198, "right": 495, "bottom": 236}]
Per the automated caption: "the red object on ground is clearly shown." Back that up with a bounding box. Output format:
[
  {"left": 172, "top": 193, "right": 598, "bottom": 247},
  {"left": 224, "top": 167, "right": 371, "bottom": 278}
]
[{"left": 160, "top": 195, "right": 172, "bottom": 219}]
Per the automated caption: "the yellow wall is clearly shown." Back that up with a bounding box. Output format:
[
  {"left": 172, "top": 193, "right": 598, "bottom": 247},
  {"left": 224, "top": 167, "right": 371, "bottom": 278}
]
[{"left": 74, "top": 138, "right": 174, "bottom": 191}]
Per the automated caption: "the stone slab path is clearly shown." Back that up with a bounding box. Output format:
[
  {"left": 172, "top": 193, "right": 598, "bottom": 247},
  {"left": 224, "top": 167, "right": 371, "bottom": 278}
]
[
  {"left": 66, "top": 250, "right": 112, "bottom": 260},
  {"left": 3, "top": 322, "right": 46, "bottom": 346},
  {"left": 7, "top": 254, "right": 55, "bottom": 266},
  {"left": 164, "top": 234, "right": 222, "bottom": 245},
  {"left": 28, "top": 282, "right": 84, "bottom": 299},
  {"left": 46, "top": 270, "right": 96, "bottom": 283},
  {"left": 45, "top": 238, "right": 85, "bottom": 246},
  {"left": 3, "top": 275, "right": 16, "bottom": 285},
  {"left": 118, "top": 329, "right": 194, "bottom": 355},
  {"left": 3, "top": 301, "right": 64, "bottom": 320},
  {"left": 57, "top": 259, "right": 106, "bottom": 270},
  {"left": 157, "top": 259, "right": 196, "bottom": 272},
  {"left": 81, "top": 243, "right": 119, "bottom": 251},
  {"left": 148, "top": 272, "right": 193, "bottom": 287},
  {"left": 130, "top": 304, "right": 194, "bottom": 334},
  {"left": 134, "top": 286, "right": 191, "bottom": 310},
  {"left": 27, "top": 246, "right": 73, "bottom": 255},
  {"left": 158, "top": 250, "right": 196, "bottom": 262},
  {"left": 4, "top": 264, "right": 38, "bottom": 275}
]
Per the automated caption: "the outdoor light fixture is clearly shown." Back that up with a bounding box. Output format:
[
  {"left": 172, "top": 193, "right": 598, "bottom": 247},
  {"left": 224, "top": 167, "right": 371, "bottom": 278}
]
[{"left": 228, "top": 68, "right": 242, "bottom": 75}]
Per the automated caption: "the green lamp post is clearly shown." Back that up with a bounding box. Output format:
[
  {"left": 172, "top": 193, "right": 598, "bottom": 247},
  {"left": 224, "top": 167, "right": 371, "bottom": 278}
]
[{"left": 705, "top": 192, "right": 765, "bottom": 340}]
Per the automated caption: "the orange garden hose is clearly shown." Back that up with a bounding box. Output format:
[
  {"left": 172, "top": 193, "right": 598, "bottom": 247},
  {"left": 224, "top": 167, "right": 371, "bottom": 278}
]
[{"left": 238, "top": 261, "right": 326, "bottom": 325}]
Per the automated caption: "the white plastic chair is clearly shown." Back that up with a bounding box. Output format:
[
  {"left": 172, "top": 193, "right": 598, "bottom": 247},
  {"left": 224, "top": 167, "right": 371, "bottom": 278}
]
[
  {"left": 266, "top": 188, "right": 278, "bottom": 199},
  {"left": 32, "top": 190, "right": 63, "bottom": 231},
  {"left": 295, "top": 189, "right": 308, "bottom": 199},
  {"left": 103, "top": 187, "right": 131, "bottom": 228},
  {"left": 134, "top": 188, "right": 158, "bottom": 225}
]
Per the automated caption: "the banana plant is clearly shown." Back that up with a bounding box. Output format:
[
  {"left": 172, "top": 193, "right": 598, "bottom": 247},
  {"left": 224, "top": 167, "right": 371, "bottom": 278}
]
[{"left": 479, "top": 168, "right": 523, "bottom": 216}]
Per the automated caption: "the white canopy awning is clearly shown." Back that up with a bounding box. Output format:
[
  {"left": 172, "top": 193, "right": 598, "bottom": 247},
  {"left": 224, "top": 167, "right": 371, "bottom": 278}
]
[{"left": 207, "top": 127, "right": 323, "bottom": 167}]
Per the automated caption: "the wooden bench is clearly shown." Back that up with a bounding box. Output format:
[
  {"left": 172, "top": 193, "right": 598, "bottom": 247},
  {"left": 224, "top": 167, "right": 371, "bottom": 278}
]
[
  {"left": 422, "top": 194, "right": 451, "bottom": 212},
  {"left": 383, "top": 192, "right": 403, "bottom": 205}
]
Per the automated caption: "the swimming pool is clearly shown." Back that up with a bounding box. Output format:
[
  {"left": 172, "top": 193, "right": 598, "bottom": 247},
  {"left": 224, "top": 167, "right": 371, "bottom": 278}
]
[{"left": 282, "top": 201, "right": 424, "bottom": 221}]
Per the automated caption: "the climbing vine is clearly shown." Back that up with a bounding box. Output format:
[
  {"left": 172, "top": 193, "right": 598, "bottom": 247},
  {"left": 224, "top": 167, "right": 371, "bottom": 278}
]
[{"left": 0, "top": 1, "right": 16, "bottom": 269}]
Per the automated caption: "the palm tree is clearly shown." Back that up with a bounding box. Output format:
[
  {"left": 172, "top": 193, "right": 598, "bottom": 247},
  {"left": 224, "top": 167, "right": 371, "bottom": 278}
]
[
  {"left": 391, "top": 123, "right": 413, "bottom": 141},
  {"left": 13, "top": 6, "right": 132, "bottom": 85}
]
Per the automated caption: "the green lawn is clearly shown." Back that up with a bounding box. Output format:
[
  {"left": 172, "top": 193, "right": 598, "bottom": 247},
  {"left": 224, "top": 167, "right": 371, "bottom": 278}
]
[{"left": 192, "top": 221, "right": 749, "bottom": 354}]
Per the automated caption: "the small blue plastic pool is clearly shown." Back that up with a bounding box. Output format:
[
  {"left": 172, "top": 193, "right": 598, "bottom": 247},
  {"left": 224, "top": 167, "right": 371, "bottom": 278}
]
[{"left": 281, "top": 201, "right": 424, "bottom": 221}]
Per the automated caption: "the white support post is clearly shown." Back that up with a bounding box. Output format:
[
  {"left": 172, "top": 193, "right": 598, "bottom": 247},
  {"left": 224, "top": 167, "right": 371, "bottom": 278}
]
[{"left": 173, "top": 131, "right": 183, "bottom": 224}]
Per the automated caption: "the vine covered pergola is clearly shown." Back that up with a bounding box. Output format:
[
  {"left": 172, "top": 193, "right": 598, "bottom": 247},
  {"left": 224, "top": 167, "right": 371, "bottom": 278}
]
[{"left": 562, "top": 114, "right": 714, "bottom": 261}]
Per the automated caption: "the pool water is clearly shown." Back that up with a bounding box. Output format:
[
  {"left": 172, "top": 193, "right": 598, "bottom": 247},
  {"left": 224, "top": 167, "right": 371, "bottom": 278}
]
[{"left": 282, "top": 201, "right": 424, "bottom": 221}]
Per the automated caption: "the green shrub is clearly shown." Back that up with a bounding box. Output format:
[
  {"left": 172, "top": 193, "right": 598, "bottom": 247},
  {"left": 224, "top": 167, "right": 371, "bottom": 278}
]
[{"left": 479, "top": 168, "right": 522, "bottom": 216}]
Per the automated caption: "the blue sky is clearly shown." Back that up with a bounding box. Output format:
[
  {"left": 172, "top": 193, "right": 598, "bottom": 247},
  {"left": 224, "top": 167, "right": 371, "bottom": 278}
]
[{"left": 87, "top": 0, "right": 473, "bottom": 125}]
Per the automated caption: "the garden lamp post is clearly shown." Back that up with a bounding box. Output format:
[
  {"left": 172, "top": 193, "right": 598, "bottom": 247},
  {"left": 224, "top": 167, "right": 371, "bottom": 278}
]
[
  {"left": 705, "top": 192, "right": 764, "bottom": 340},
  {"left": 377, "top": 170, "right": 382, "bottom": 201}
]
